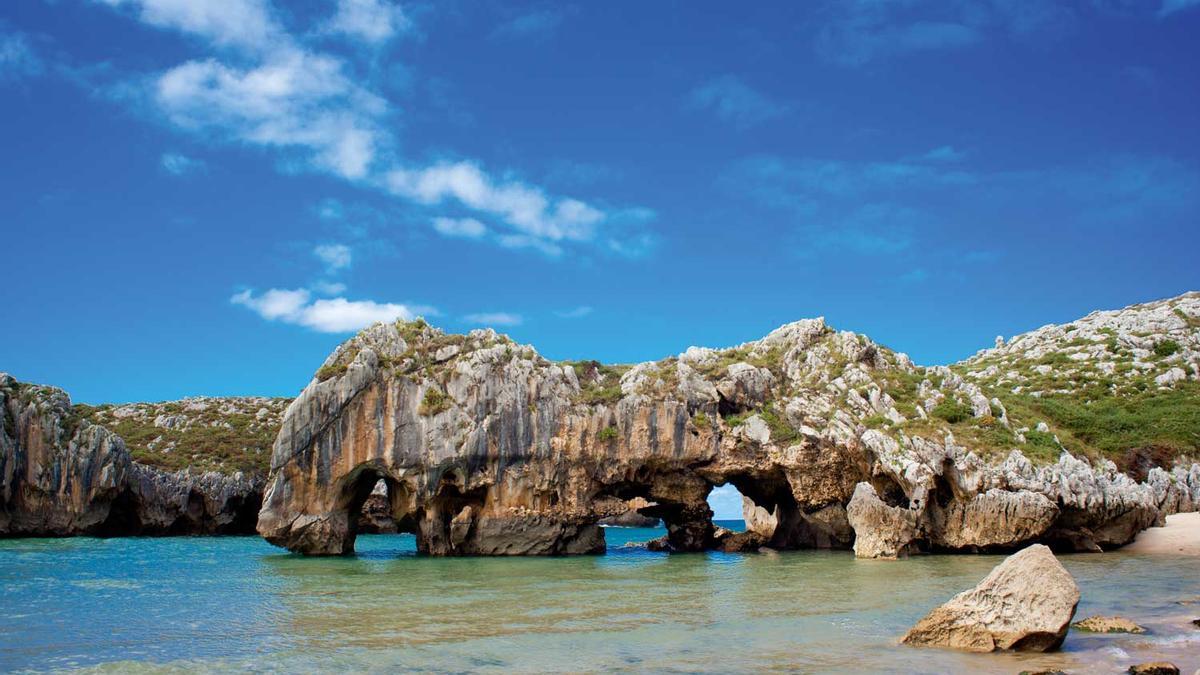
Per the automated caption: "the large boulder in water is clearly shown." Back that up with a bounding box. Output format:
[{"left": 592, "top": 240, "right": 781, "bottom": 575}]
[{"left": 902, "top": 544, "right": 1080, "bottom": 652}]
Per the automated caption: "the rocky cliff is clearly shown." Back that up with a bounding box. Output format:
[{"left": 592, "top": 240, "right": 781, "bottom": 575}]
[
  {"left": 258, "top": 293, "right": 1200, "bottom": 556},
  {"left": 1, "top": 375, "right": 262, "bottom": 536}
]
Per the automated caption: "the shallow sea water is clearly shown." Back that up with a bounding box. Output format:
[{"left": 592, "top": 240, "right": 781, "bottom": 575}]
[{"left": 1, "top": 522, "right": 1197, "bottom": 673}]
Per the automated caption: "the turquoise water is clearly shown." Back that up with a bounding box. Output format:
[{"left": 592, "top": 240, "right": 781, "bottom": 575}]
[{"left": 1, "top": 522, "right": 1197, "bottom": 673}]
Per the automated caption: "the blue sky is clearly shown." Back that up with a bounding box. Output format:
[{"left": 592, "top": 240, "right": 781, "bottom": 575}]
[{"left": 2, "top": 0, "right": 1199, "bottom": 409}]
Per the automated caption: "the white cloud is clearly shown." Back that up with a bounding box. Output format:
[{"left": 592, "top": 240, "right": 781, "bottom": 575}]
[
  {"left": 462, "top": 312, "right": 522, "bottom": 326},
  {"left": 326, "top": 0, "right": 412, "bottom": 44},
  {"left": 314, "top": 243, "right": 352, "bottom": 272},
  {"left": 97, "top": 0, "right": 281, "bottom": 51},
  {"left": 231, "top": 287, "right": 425, "bottom": 332},
  {"left": 432, "top": 216, "right": 488, "bottom": 239},
  {"left": 97, "top": 0, "right": 657, "bottom": 260},
  {"left": 230, "top": 288, "right": 309, "bottom": 320},
  {"left": 155, "top": 49, "right": 387, "bottom": 179},
  {"left": 387, "top": 161, "right": 604, "bottom": 242},
  {"left": 298, "top": 297, "right": 412, "bottom": 332},
  {"left": 160, "top": 151, "right": 205, "bottom": 175},
  {"left": 556, "top": 306, "right": 593, "bottom": 319}
]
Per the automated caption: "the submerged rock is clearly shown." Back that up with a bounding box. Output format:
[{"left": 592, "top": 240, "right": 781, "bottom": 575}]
[
  {"left": 1071, "top": 615, "right": 1146, "bottom": 634},
  {"left": 902, "top": 544, "right": 1080, "bottom": 652},
  {"left": 1127, "top": 663, "right": 1180, "bottom": 675}
]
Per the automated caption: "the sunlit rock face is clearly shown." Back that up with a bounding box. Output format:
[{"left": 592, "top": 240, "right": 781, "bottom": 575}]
[{"left": 257, "top": 298, "right": 1199, "bottom": 557}]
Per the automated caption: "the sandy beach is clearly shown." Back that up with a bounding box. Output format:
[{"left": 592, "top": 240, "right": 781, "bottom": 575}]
[{"left": 1124, "top": 512, "right": 1200, "bottom": 555}]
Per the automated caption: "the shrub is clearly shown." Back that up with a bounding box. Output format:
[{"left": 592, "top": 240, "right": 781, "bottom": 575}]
[
  {"left": 419, "top": 387, "right": 450, "bottom": 416},
  {"left": 315, "top": 363, "right": 347, "bottom": 382},
  {"left": 1153, "top": 339, "right": 1180, "bottom": 358},
  {"left": 759, "top": 405, "right": 799, "bottom": 444},
  {"left": 931, "top": 400, "right": 973, "bottom": 424},
  {"left": 862, "top": 414, "right": 890, "bottom": 429},
  {"left": 597, "top": 426, "right": 619, "bottom": 442},
  {"left": 692, "top": 412, "right": 711, "bottom": 428}
]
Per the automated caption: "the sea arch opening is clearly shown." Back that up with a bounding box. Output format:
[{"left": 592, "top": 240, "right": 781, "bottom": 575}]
[{"left": 334, "top": 464, "right": 420, "bottom": 554}]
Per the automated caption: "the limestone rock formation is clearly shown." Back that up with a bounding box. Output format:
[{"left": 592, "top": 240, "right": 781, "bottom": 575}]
[
  {"left": 1, "top": 375, "right": 129, "bottom": 535},
  {"left": 1, "top": 375, "right": 262, "bottom": 536},
  {"left": 846, "top": 482, "right": 919, "bottom": 558},
  {"left": 902, "top": 544, "right": 1080, "bottom": 652},
  {"left": 257, "top": 293, "right": 1200, "bottom": 556}
]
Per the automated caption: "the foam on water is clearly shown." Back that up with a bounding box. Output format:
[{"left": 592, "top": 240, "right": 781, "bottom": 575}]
[{"left": 1, "top": 526, "right": 1196, "bottom": 673}]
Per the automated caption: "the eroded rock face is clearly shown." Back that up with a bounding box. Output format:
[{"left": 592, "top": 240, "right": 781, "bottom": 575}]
[
  {"left": 1, "top": 375, "right": 262, "bottom": 536},
  {"left": 902, "top": 544, "right": 1080, "bottom": 652},
  {"left": 256, "top": 305, "right": 1197, "bottom": 556},
  {"left": 846, "top": 483, "right": 919, "bottom": 558},
  {"left": 1, "top": 375, "right": 130, "bottom": 535}
]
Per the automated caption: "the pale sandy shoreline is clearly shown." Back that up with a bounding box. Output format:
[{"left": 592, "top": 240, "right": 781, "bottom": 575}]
[{"left": 1123, "top": 511, "right": 1200, "bottom": 555}]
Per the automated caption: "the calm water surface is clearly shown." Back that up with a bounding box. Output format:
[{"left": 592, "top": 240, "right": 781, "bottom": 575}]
[{"left": 2, "top": 521, "right": 1197, "bottom": 673}]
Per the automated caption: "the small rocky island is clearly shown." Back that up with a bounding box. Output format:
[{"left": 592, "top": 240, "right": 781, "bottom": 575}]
[{"left": 3, "top": 293, "right": 1199, "bottom": 558}]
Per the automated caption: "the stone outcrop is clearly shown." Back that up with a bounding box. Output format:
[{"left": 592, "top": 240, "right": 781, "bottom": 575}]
[
  {"left": 846, "top": 483, "right": 919, "bottom": 558},
  {"left": 257, "top": 295, "right": 1200, "bottom": 556},
  {"left": 902, "top": 544, "right": 1080, "bottom": 652},
  {"left": 1, "top": 375, "right": 262, "bottom": 536},
  {"left": 1071, "top": 615, "right": 1145, "bottom": 634}
]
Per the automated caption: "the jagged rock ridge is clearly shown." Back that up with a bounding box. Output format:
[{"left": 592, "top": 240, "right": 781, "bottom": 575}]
[
  {"left": 1, "top": 375, "right": 261, "bottom": 536},
  {"left": 258, "top": 293, "right": 1200, "bottom": 556}
]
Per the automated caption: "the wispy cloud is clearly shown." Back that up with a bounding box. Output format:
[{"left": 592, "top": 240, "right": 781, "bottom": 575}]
[
  {"left": 797, "top": 203, "right": 918, "bottom": 257},
  {"left": 310, "top": 280, "right": 347, "bottom": 296},
  {"left": 231, "top": 287, "right": 431, "bottom": 332},
  {"left": 687, "top": 75, "right": 790, "bottom": 129},
  {"left": 727, "top": 151, "right": 1199, "bottom": 260},
  {"left": 313, "top": 243, "right": 352, "bottom": 272},
  {"left": 556, "top": 306, "right": 593, "bottom": 319},
  {"left": 160, "top": 151, "right": 206, "bottom": 175},
  {"left": 491, "top": 9, "right": 568, "bottom": 40},
  {"left": 1158, "top": 0, "right": 1200, "bottom": 17},
  {"left": 919, "top": 145, "right": 966, "bottom": 162},
  {"left": 812, "top": 0, "right": 1078, "bottom": 67},
  {"left": 0, "top": 27, "right": 43, "bottom": 81},
  {"left": 431, "top": 216, "right": 488, "bottom": 239},
  {"left": 388, "top": 161, "right": 604, "bottom": 249},
  {"left": 462, "top": 312, "right": 522, "bottom": 327}
]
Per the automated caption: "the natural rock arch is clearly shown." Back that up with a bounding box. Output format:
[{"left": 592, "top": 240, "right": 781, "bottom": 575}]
[{"left": 256, "top": 319, "right": 1173, "bottom": 557}]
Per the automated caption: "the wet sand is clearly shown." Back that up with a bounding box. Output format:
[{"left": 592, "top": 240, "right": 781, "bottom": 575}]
[{"left": 1125, "top": 512, "right": 1200, "bottom": 556}]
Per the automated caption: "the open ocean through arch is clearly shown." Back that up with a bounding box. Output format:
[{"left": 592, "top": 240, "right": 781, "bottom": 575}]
[{"left": 1, "top": 523, "right": 1197, "bottom": 673}]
